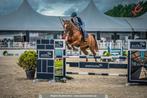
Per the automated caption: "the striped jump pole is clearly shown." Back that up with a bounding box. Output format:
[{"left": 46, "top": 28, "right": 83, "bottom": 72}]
[{"left": 66, "top": 71, "right": 127, "bottom": 77}]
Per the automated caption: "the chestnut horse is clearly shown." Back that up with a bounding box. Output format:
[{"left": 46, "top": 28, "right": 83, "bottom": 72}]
[{"left": 62, "top": 20, "right": 98, "bottom": 62}]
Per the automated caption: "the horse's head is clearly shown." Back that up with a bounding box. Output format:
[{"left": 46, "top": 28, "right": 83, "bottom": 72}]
[
  {"left": 62, "top": 19, "right": 79, "bottom": 40},
  {"left": 62, "top": 19, "right": 73, "bottom": 40},
  {"left": 63, "top": 20, "right": 72, "bottom": 31}
]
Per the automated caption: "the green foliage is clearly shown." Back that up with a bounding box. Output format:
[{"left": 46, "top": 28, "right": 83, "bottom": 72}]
[
  {"left": 123, "top": 51, "right": 128, "bottom": 56},
  {"left": 55, "top": 59, "right": 63, "bottom": 76},
  {"left": 3, "top": 50, "right": 8, "bottom": 56},
  {"left": 103, "top": 51, "right": 111, "bottom": 56},
  {"left": 105, "top": 1, "right": 147, "bottom": 17},
  {"left": 55, "top": 59, "right": 63, "bottom": 69},
  {"left": 17, "top": 51, "right": 37, "bottom": 71}
]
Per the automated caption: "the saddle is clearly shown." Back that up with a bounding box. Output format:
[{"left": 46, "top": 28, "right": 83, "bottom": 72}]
[{"left": 70, "top": 20, "right": 88, "bottom": 42}]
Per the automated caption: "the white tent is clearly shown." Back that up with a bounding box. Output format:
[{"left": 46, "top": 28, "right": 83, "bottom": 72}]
[
  {"left": 79, "top": 0, "right": 132, "bottom": 32},
  {"left": 125, "top": 13, "right": 147, "bottom": 32},
  {"left": 0, "top": 0, "right": 146, "bottom": 32},
  {"left": 0, "top": 0, "right": 63, "bottom": 31}
]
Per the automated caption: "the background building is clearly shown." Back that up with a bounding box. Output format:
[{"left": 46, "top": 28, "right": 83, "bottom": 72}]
[{"left": 0, "top": 0, "right": 146, "bottom": 50}]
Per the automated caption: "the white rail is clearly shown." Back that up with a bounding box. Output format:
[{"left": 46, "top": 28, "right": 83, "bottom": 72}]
[
  {"left": 0, "top": 40, "right": 128, "bottom": 49},
  {"left": 0, "top": 42, "right": 36, "bottom": 49}
]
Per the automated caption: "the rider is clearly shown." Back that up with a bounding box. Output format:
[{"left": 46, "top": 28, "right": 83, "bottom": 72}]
[{"left": 70, "top": 12, "right": 86, "bottom": 42}]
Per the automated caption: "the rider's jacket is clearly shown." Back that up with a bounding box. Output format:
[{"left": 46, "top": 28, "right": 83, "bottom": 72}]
[{"left": 71, "top": 16, "right": 83, "bottom": 28}]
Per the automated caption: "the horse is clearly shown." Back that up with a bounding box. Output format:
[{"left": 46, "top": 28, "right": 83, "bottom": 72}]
[{"left": 62, "top": 19, "right": 98, "bottom": 62}]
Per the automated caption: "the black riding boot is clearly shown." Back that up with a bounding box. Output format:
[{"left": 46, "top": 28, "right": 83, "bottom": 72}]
[
  {"left": 82, "top": 36, "right": 86, "bottom": 42},
  {"left": 81, "top": 29, "right": 86, "bottom": 42}
]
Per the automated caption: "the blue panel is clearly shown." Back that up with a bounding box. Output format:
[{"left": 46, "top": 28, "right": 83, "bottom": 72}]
[
  {"left": 37, "top": 40, "right": 40, "bottom": 44},
  {"left": 67, "top": 62, "right": 79, "bottom": 67},
  {"left": 37, "top": 60, "right": 41, "bottom": 72},
  {"left": 48, "top": 67, "right": 54, "bottom": 73},
  {"left": 39, "top": 51, "right": 53, "bottom": 59},
  {"left": 119, "top": 56, "right": 127, "bottom": 59},
  {"left": 95, "top": 56, "right": 101, "bottom": 58},
  {"left": 79, "top": 56, "right": 86, "bottom": 58},
  {"left": 55, "top": 40, "right": 64, "bottom": 48},
  {"left": 130, "top": 41, "right": 146, "bottom": 49},
  {"left": 37, "top": 45, "right": 45, "bottom": 49},
  {"left": 55, "top": 49, "right": 63, "bottom": 57},
  {"left": 56, "top": 56, "right": 63, "bottom": 58},
  {"left": 42, "top": 60, "right": 47, "bottom": 72},
  {"left": 41, "top": 39, "right": 50, "bottom": 44},
  {"left": 48, "top": 60, "right": 54, "bottom": 67},
  {"left": 79, "top": 62, "right": 108, "bottom": 68},
  {"left": 63, "top": 50, "right": 66, "bottom": 55},
  {"left": 79, "top": 56, "right": 101, "bottom": 59},
  {"left": 37, "top": 73, "right": 53, "bottom": 80},
  {"left": 50, "top": 39, "right": 54, "bottom": 44},
  {"left": 109, "top": 64, "right": 127, "bottom": 68},
  {"left": 36, "top": 39, "right": 55, "bottom": 80},
  {"left": 46, "top": 45, "right": 54, "bottom": 49}
]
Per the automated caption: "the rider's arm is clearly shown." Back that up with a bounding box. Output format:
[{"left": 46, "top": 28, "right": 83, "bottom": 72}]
[{"left": 73, "top": 17, "right": 81, "bottom": 26}]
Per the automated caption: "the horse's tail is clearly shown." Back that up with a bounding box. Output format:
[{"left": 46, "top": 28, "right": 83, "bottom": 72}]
[{"left": 92, "top": 34, "right": 98, "bottom": 51}]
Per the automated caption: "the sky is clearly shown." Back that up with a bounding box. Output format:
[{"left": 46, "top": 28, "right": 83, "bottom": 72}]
[{"left": 0, "top": 0, "right": 146, "bottom": 16}]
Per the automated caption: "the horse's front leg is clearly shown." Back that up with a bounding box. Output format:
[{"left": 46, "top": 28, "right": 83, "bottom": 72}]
[
  {"left": 71, "top": 45, "right": 78, "bottom": 51},
  {"left": 70, "top": 41, "right": 80, "bottom": 51},
  {"left": 66, "top": 42, "right": 72, "bottom": 50},
  {"left": 70, "top": 40, "right": 80, "bottom": 47}
]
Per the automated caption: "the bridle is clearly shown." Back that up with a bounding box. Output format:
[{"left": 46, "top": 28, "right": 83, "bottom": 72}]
[{"left": 63, "top": 21, "right": 73, "bottom": 36}]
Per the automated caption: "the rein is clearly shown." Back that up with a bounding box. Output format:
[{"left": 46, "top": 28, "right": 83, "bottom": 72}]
[
  {"left": 69, "top": 20, "right": 81, "bottom": 31},
  {"left": 63, "top": 20, "right": 82, "bottom": 39}
]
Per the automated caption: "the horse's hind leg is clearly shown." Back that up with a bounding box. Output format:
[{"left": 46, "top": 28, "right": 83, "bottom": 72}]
[
  {"left": 89, "top": 47, "right": 97, "bottom": 62},
  {"left": 80, "top": 47, "right": 89, "bottom": 62}
]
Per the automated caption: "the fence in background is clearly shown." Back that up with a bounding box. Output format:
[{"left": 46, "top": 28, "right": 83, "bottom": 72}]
[{"left": 0, "top": 40, "right": 128, "bottom": 50}]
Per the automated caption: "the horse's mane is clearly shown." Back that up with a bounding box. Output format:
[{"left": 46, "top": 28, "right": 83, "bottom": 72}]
[{"left": 64, "top": 20, "right": 80, "bottom": 31}]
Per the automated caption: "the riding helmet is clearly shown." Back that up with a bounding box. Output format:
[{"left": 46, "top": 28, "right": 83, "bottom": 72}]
[{"left": 71, "top": 12, "right": 77, "bottom": 17}]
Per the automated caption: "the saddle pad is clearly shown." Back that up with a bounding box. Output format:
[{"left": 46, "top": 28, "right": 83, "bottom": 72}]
[{"left": 84, "top": 31, "right": 88, "bottom": 38}]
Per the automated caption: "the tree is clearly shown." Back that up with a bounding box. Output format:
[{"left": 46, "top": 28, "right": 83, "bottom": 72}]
[{"left": 105, "top": 1, "right": 147, "bottom": 17}]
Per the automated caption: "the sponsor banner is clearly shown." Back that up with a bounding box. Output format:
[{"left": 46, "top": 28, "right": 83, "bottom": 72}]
[
  {"left": 38, "top": 50, "right": 54, "bottom": 59},
  {"left": 38, "top": 94, "right": 108, "bottom": 98},
  {"left": 128, "top": 40, "right": 147, "bottom": 51},
  {"left": 79, "top": 62, "right": 108, "bottom": 68}
]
